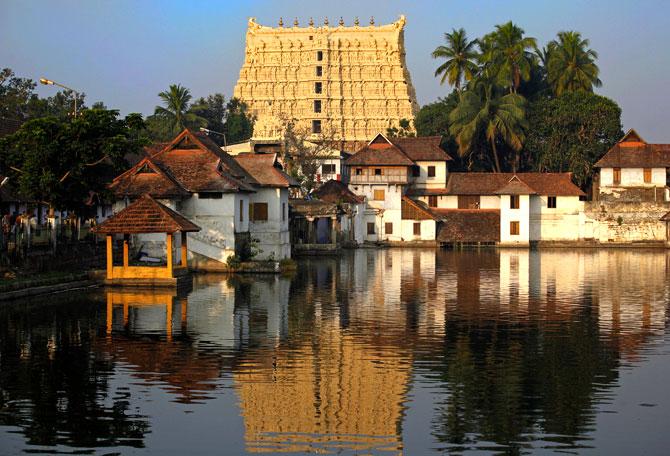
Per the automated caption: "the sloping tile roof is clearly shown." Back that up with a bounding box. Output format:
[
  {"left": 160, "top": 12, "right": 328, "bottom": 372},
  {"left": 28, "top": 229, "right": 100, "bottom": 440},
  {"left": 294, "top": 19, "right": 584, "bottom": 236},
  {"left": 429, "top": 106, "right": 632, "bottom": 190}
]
[
  {"left": 594, "top": 128, "right": 670, "bottom": 168},
  {"left": 401, "top": 196, "right": 437, "bottom": 220},
  {"left": 445, "top": 173, "right": 585, "bottom": 196},
  {"left": 113, "top": 129, "right": 257, "bottom": 196},
  {"left": 344, "top": 143, "right": 415, "bottom": 166},
  {"left": 391, "top": 136, "right": 453, "bottom": 162},
  {"left": 92, "top": 194, "right": 200, "bottom": 234},
  {"left": 312, "top": 179, "right": 364, "bottom": 204},
  {"left": 234, "top": 153, "right": 299, "bottom": 188},
  {"left": 434, "top": 209, "right": 501, "bottom": 242},
  {"left": 406, "top": 187, "right": 451, "bottom": 196},
  {"left": 109, "top": 158, "right": 190, "bottom": 198},
  {"left": 493, "top": 176, "right": 538, "bottom": 195},
  {"left": 0, "top": 118, "right": 23, "bottom": 138},
  {"left": 289, "top": 199, "right": 338, "bottom": 217}
]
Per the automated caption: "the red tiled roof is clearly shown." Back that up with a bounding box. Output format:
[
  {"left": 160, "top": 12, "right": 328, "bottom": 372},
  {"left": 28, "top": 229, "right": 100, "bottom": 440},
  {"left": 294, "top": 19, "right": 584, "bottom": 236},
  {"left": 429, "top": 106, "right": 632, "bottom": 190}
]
[
  {"left": 110, "top": 158, "right": 189, "bottom": 198},
  {"left": 391, "top": 136, "right": 453, "bottom": 162},
  {"left": 594, "top": 129, "right": 670, "bottom": 168},
  {"left": 406, "top": 187, "right": 451, "bottom": 196},
  {"left": 345, "top": 133, "right": 415, "bottom": 166},
  {"left": 289, "top": 199, "right": 338, "bottom": 217},
  {"left": 113, "top": 129, "right": 257, "bottom": 196},
  {"left": 445, "top": 173, "right": 585, "bottom": 197},
  {"left": 434, "top": 209, "right": 501, "bottom": 242},
  {"left": 312, "top": 179, "right": 364, "bottom": 204},
  {"left": 234, "top": 153, "right": 299, "bottom": 188},
  {"left": 401, "top": 196, "right": 437, "bottom": 220},
  {"left": 493, "top": 176, "right": 537, "bottom": 195},
  {"left": 92, "top": 194, "right": 200, "bottom": 234}
]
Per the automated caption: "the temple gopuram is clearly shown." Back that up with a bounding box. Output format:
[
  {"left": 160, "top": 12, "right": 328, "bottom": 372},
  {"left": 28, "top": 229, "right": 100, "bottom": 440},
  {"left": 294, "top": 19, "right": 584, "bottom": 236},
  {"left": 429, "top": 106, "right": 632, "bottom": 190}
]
[{"left": 233, "top": 15, "right": 419, "bottom": 147}]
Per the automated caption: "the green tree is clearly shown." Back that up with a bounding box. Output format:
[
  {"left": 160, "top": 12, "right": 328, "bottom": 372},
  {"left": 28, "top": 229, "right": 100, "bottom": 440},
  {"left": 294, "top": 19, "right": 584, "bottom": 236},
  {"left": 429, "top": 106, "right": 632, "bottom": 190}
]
[
  {"left": 449, "top": 80, "right": 528, "bottom": 172},
  {"left": 525, "top": 91, "right": 622, "bottom": 188},
  {"left": 191, "top": 93, "right": 227, "bottom": 143},
  {"left": 0, "top": 110, "right": 145, "bottom": 212},
  {"left": 386, "top": 118, "right": 415, "bottom": 138},
  {"left": 223, "top": 97, "right": 254, "bottom": 144},
  {"left": 415, "top": 92, "right": 459, "bottom": 137},
  {"left": 148, "top": 84, "right": 206, "bottom": 139},
  {"left": 547, "top": 31, "right": 602, "bottom": 96},
  {"left": 481, "top": 22, "right": 537, "bottom": 93},
  {"left": 432, "top": 28, "right": 480, "bottom": 91}
]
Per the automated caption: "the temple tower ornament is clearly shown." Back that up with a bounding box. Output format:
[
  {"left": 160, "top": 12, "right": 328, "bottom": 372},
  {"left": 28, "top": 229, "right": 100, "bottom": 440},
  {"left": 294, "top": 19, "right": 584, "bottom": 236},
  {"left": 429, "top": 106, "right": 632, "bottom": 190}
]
[
  {"left": 370, "top": 17, "right": 375, "bottom": 26},
  {"left": 278, "top": 17, "right": 283, "bottom": 27},
  {"left": 293, "top": 18, "right": 298, "bottom": 27},
  {"left": 233, "top": 15, "right": 418, "bottom": 142}
]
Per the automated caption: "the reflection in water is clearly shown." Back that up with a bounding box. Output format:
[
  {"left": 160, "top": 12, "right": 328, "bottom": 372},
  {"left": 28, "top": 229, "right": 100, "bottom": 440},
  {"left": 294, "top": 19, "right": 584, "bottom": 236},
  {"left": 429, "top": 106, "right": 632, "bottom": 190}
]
[{"left": 0, "top": 249, "right": 669, "bottom": 454}]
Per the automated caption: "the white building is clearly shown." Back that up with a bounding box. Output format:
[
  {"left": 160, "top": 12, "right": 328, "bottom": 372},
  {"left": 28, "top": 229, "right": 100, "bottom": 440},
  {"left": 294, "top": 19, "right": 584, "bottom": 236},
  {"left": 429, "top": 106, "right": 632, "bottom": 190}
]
[{"left": 109, "top": 129, "right": 297, "bottom": 268}]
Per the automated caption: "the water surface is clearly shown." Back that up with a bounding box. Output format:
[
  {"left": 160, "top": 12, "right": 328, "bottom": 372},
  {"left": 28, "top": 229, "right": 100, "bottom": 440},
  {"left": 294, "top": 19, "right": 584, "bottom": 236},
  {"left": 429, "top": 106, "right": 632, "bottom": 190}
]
[{"left": 1, "top": 249, "right": 669, "bottom": 455}]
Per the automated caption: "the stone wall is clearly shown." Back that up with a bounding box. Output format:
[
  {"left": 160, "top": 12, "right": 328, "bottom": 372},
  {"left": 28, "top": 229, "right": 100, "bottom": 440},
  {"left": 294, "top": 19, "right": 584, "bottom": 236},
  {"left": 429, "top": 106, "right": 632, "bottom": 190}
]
[{"left": 583, "top": 201, "right": 670, "bottom": 244}]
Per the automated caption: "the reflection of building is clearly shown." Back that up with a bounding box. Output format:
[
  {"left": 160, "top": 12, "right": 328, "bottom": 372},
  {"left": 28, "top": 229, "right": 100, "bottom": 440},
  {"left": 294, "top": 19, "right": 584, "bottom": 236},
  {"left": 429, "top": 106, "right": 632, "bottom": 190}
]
[
  {"left": 234, "top": 320, "right": 410, "bottom": 454},
  {"left": 234, "top": 16, "right": 418, "bottom": 142}
]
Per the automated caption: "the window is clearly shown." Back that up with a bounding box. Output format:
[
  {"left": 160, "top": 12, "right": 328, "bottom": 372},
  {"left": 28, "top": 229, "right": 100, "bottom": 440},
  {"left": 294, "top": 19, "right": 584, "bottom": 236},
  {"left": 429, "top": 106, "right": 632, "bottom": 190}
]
[
  {"left": 322, "top": 164, "right": 336, "bottom": 174},
  {"left": 547, "top": 196, "right": 557, "bottom": 209},
  {"left": 510, "top": 195, "right": 520, "bottom": 209},
  {"left": 282, "top": 202, "right": 287, "bottom": 222},
  {"left": 428, "top": 195, "right": 438, "bottom": 207},
  {"left": 385, "top": 222, "right": 393, "bottom": 234},
  {"left": 313, "top": 100, "right": 322, "bottom": 113},
  {"left": 240, "top": 199, "right": 244, "bottom": 222},
  {"left": 316, "top": 50, "right": 323, "bottom": 61},
  {"left": 413, "top": 222, "right": 421, "bottom": 236},
  {"left": 427, "top": 166, "right": 436, "bottom": 177},
  {"left": 367, "top": 222, "right": 375, "bottom": 235},
  {"left": 316, "top": 65, "right": 322, "bottom": 77},
  {"left": 412, "top": 165, "right": 420, "bottom": 177},
  {"left": 312, "top": 120, "right": 321, "bottom": 134},
  {"left": 613, "top": 167, "right": 621, "bottom": 185},
  {"left": 355, "top": 168, "right": 363, "bottom": 175},
  {"left": 510, "top": 221, "right": 520, "bottom": 235},
  {"left": 373, "top": 189, "right": 385, "bottom": 201},
  {"left": 644, "top": 168, "right": 652, "bottom": 183},
  {"left": 374, "top": 168, "right": 382, "bottom": 176},
  {"left": 199, "top": 192, "right": 223, "bottom": 199},
  {"left": 250, "top": 202, "right": 268, "bottom": 221},
  {"left": 315, "top": 82, "right": 322, "bottom": 93}
]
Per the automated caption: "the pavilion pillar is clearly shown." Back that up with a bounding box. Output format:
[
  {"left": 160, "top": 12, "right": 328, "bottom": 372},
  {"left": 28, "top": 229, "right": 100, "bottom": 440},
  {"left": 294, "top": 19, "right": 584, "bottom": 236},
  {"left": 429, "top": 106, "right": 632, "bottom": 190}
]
[
  {"left": 166, "top": 300, "right": 173, "bottom": 342},
  {"left": 123, "top": 234, "right": 130, "bottom": 268},
  {"left": 306, "top": 217, "right": 315, "bottom": 244},
  {"left": 106, "top": 292, "right": 113, "bottom": 335},
  {"left": 166, "top": 233, "right": 174, "bottom": 277},
  {"left": 331, "top": 216, "right": 338, "bottom": 245},
  {"left": 181, "top": 232, "right": 188, "bottom": 267},
  {"left": 106, "top": 235, "right": 113, "bottom": 279},
  {"left": 180, "top": 298, "right": 188, "bottom": 332}
]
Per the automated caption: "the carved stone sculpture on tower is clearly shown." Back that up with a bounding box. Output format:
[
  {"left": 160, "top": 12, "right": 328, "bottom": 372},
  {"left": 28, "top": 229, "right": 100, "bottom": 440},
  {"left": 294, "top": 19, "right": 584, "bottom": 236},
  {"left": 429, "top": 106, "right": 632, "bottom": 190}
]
[{"left": 233, "top": 15, "right": 419, "bottom": 145}]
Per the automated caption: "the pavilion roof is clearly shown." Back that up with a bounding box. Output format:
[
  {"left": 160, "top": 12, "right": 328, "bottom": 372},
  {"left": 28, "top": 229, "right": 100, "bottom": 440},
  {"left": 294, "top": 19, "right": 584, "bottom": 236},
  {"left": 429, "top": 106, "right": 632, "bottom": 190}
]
[{"left": 92, "top": 194, "right": 200, "bottom": 234}]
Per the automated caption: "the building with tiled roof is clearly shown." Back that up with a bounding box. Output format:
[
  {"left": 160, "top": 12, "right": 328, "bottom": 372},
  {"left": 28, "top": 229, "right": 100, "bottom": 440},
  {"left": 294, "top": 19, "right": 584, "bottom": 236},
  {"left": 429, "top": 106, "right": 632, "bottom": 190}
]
[
  {"left": 594, "top": 129, "right": 670, "bottom": 203},
  {"left": 108, "top": 129, "right": 296, "bottom": 267}
]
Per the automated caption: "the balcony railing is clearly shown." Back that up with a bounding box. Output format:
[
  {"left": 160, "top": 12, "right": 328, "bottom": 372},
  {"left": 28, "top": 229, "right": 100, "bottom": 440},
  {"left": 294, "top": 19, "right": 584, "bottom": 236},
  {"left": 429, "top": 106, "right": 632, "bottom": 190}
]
[{"left": 349, "top": 174, "right": 408, "bottom": 185}]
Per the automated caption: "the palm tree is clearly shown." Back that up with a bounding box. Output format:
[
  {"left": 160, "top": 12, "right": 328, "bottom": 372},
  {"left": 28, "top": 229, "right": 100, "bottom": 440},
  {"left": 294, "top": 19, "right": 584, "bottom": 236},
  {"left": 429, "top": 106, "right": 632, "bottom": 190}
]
[
  {"left": 449, "top": 80, "right": 528, "bottom": 172},
  {"left": 547, "top": 31, "right": 602, "bottom": 96},
  {"left": 153, "top": 84, "right": 206, "bottom": 135},
  {"left": 483, "top": 22, "right": 537, "bottom": 93},
  {"left": 432, "top": 28, "right": 479, "bottom": 91}
]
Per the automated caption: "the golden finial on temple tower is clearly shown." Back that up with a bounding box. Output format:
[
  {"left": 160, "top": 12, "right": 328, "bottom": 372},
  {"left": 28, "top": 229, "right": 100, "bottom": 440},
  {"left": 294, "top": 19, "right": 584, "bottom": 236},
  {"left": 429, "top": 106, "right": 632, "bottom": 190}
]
[
  {"left": 293, "top": 18, "right": 298, "bottom": 27},
  {"left": 354, "top": 17, "right": 359, "bottom": 26},
  {"left": 339, "top": 17, "right": 344, "bottom": 26},
  {"left": 278, "top": 17, "right": 283, "bottom": 27},
  {"left": 324, "top": 17, "right": 329, "bottom": 26},
  {"left": 370, "top": 16, "right": 375, "bottom": 25},
  {"left": 309, "top": 17, "right": 314, "bottom": 27}
]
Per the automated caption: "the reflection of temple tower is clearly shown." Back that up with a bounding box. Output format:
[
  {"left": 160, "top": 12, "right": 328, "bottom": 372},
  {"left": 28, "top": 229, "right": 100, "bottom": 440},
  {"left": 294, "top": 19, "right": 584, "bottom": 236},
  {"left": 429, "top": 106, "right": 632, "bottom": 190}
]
[
  {"left": 234, "top": 16, "right": 419, "bottom": 142},
  {"left": 234, "top": 320, "right": 410, "bottom": 454}
]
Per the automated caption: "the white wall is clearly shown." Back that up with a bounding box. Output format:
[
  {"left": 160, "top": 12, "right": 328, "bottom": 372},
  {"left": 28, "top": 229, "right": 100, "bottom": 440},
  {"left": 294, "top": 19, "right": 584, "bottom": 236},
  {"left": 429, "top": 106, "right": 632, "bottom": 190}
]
[
  {"left": 600, "top": 167, "right": 666, "bottom": 187},
  {"left": 249, "top": 187, "right": 291, "bottom": 260},
  {"left": 499, "top": 194, "right": 530, "bottom": 245},
  {"left": 317, "top": 158, "right": 342, "bottom": 182},
  {"left": 529, "top": 195, "right": 583, "bottom": 241},
  {"left": 400, "top": 219, "right": 436, "bottom": 241},
  {"left": 410, "top": 161, "right": 448, "bottom": 189}
]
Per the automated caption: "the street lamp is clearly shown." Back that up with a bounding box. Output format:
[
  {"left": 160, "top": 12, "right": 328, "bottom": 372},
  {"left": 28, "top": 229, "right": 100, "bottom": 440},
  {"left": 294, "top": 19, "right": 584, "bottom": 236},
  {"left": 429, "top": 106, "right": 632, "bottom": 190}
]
[
  {"left": 39, "top": 77, "right": 81, "bottom": 117},
  {"left": 199, "top": 127, "right": 227, "bottom": 147}
]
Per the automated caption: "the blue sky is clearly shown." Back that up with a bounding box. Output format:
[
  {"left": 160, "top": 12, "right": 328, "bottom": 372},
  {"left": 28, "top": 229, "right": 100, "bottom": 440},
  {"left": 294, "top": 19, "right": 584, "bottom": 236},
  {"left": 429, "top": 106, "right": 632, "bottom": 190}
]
[{"left": 2, "top": 0, "right": 669, "bottom": 141}]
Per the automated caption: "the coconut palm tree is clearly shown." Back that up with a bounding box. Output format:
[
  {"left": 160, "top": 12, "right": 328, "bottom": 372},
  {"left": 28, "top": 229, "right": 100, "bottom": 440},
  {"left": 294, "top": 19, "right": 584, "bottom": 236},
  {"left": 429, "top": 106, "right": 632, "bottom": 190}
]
[
  {"left": 482, "top": 22, "right": 537, "bottom": 93},
  {"left": 547, "top": 31, "right": 602, "bottom": 96},
  {"left": 449, "top": 79, "right": 528, "bottom": 172},
  {"left": 153, "top": 84, "right": 206, "bottom": 135},
  {"left": 432, "top": 28, "right": 480, "bottom": 91}
]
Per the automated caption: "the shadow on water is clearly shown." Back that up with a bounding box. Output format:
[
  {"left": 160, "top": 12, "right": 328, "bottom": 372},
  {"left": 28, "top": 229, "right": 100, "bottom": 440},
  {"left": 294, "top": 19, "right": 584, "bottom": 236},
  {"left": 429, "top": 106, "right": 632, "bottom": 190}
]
[{"left": 0, "top": 248, "right": 668, "bottom": 454}]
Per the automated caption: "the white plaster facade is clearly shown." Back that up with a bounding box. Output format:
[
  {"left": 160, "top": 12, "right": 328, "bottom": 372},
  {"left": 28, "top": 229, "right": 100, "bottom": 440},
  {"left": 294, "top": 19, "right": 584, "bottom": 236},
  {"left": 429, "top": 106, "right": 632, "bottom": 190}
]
[{"left": 249, "top": 187, "right": 291, "bottom": 260}]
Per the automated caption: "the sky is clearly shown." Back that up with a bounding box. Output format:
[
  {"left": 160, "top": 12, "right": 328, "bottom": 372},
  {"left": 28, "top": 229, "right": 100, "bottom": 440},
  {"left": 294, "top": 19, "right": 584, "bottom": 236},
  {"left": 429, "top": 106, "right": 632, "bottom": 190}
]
[{"left": 2, "top": 0, "right": 670, "bottom": 141}]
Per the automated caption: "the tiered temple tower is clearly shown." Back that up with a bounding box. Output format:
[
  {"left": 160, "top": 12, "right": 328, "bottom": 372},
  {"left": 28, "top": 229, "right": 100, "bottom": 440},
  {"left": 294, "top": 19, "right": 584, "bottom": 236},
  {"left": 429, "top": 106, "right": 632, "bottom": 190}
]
[{"left": 233, "top": 16, "right": 419, "bottom": 144}]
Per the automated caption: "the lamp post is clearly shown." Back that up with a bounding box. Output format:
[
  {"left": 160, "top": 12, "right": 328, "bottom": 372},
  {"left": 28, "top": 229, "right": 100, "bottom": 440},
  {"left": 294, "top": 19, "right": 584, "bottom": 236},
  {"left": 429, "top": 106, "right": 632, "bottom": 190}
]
[
  {"left": 199, "top": 127, "right": 227, "bottom": 147},
  {"left": 39, "top": 77, "right": 81, "bottom": 117}
]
